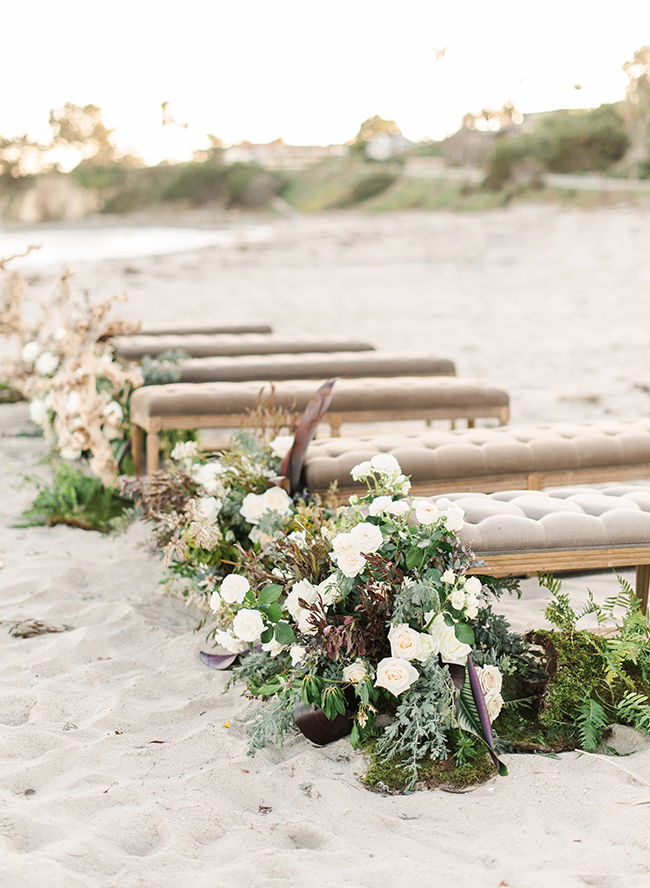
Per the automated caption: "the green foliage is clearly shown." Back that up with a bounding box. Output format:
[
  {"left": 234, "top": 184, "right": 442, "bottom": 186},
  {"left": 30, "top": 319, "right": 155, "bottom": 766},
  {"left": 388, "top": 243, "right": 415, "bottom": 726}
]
[
  {"left": 616, "top": 692, "right": 650, "bottom": 735},
  {"left": 244, "top": 689, "right": 302, "bottom": 754},
  {"left": 141, "top": 349, "right": 191, "bottom": 386},
  {"left": 575, "top": 699, "right": 608, "bottom": 751},
  {"left": 0, "top": 379, "right": 24, "bottom": 403},
  {"left": 20, "top": 462, "right": 131, "bottom": 532},
  {"left": 371, "top": 658, "right": 454, "bottom": 790},
  {"left": 334, "top": 173, "right": 398, "bottom": 207},
  {"left": 161, "top": 160, "right": 284, "bottom": 208}
]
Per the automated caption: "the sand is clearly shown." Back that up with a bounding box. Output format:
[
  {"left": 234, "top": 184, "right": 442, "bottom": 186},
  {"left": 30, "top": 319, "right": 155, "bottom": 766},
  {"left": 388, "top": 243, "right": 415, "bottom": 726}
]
[{"left": 2, "top": 205, "right": 650, "bottom": 887}]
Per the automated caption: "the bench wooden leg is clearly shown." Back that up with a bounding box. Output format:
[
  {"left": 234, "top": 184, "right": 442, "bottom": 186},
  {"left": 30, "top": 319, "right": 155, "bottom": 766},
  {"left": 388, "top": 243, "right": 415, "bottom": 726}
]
[
  {"left": 636, "top": 564, "right": 650, "bottom": 614},
  {"left": 329, "top": 415, "right": 342, "bottom": 437},
  {"left": 467, "top": 418, "right": 475, "bottom": 429},
  {"left": 146, "top": 431, "right": 160, "bottom": 474},
  {"left": 132, "top": 424, "right": 145, "bottom": 476}
]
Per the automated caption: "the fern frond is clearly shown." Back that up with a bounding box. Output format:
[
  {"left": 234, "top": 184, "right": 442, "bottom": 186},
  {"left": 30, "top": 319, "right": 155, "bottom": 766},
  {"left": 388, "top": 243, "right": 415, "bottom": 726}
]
[{"left": 575, "top": 699, "right": 608, "bottom": 752}]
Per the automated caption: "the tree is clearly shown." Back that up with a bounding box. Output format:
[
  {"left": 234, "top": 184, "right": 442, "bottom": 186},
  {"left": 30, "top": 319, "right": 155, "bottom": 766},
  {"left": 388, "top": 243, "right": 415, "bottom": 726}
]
[{"left": 49, "top": 103, "right": 119, "bottom": 166}]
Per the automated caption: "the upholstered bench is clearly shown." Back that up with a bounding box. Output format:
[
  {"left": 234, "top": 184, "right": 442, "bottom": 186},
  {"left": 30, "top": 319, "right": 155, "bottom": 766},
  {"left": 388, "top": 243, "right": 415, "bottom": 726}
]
[
  {"left": 431, "top": 484, "right": 650, "bottom": 610},
  {"left": 303, "top": 419, "right": 650, "bottom": 500},
  {"left": 114, "top": 333, "right": 375, "bottom": 361},
  {"left": 130, "top": 377, "right": 510, "bottom": 474},
  {"left": 123, "top": 323, "right": 273, "bottom": 336},
  {"left": 174, "top": 351, "right": 456, "bottom": 383}
]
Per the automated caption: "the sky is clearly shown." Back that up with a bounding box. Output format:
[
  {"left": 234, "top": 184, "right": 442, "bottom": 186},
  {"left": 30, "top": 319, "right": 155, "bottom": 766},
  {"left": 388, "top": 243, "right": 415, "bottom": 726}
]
[{"left": 2, "top": 0, "right": 649, "bottom": 165}]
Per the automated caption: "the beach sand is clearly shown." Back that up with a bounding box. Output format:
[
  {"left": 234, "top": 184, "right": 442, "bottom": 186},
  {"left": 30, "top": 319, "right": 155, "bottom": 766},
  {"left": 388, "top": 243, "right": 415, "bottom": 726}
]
[{"left": 2, "top": 205, "right": 650, "bottom": 887}]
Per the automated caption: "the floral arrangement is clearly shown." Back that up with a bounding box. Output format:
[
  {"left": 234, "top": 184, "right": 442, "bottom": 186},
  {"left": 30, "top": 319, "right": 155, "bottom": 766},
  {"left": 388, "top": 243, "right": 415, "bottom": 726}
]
[
  {"left": 122, "top": 432, "right": 299, "bottom": 607},
  {"left": 211, "top": 454, "right": 510, "bottom": 788},
  {"left": 1, "top": 262, "right": 141, "bottom": 485}
]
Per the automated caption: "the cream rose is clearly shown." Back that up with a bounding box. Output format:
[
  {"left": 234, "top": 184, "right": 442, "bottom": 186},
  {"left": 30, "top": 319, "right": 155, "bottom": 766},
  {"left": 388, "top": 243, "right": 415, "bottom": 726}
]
[
  {"left": 220, "top": 574, "right": 250, "bottom": 604},
  {"left": 197, "top": 496, "right": 222, "bottom": 522},
  {"left": 297, "top": 608, "right": 317, "bottom": 635},
  {"left": 370, "top": 453, "right": 401, "bottom": 475},
  {"left": 450, "top": 588, "right": 466, "bottom": 610},
  {"left": 374, "top": 657, "right": 420, "bottom": 697},
  {"left": 29, "top": 398, "right": 49, "bottom": 427},
  {"left": 240, "top": 492, "right": 267, "bottom": 524},
  {"left": 35, "top": 351, "right": 59, "bottom": 376},
  {"left": 317, "top": 574, "right": 339, "bottom": 607},
  {"left": 429, "top": 614, "right": 471, "bottom": 666},
  {"left": 416, "top": 632, "right": 438, "bottom": 663},
  {"left": 476, "top": 664, "right": 503, "bottom": 696},
  {"left": 290, "top": 644, "right": 306, "bottom": 666},
  {"left": 209, "top": 588, "right": 222, "bottom": 611},
  {"left": 388, "top": 500, "right": 410, "bottom": 517},
  {"left": 262, "top": 636, "right": 285, "bottom": 657},
  {"left": 21, "top": 341, "right": 40, "bottom": 363},
  {"left": 171, "top": 440, "right": 199, "bottom": 462},
  {"left": 193, "top": 461, "right": 225, "bottom": 494},
  {"left": 262, "top": 485, "right": 293, "bottom": 516},
  {"left": 437, "top": 498, "right": 465, "bottom": 532},
  {"left": 349, "top": 522, "right": 383, "bottom": 554},
  {"left": 214, "top": 629, "right": 245, "bottom": 654},
  {"left": 368, "top": 496, "right": 393, "bottom": 516},
  {"left": 285, "top": 579, "right": 318, "bottom": 619},
  {"left": 331, "top": 532, "right": 354, "bottom": 555},
  {"left": 465, "top": 595, "right": 480, "bottom": 619},
  {"left": 232, "top": 608, "right": 265, "bottom": 643},
  {"left": 388, "top": 624, "right": 423, "bottom": 661},
  {"left": 343, "top": 660, "right": 369, "bottom": 684},
  {"left": 350, "top": 460, "right": 373, "bottom": 481},
  {"left": 415, "top": 500, "right": 441, "bottom": 526},
  {"left": 484, "top": 690, "right": 504, "bottom": 722},
  {"left": 441, "top": 570, "right": 456, "bottom": 585},
  {"left": 269, "top": 435, "right": 294, "bottom": 459},
  {"left": 336, "top": 548, "right": 367, "bottom": 578},
  {"left": 464, "top": 576, "right": 483, "bottom": 597}
]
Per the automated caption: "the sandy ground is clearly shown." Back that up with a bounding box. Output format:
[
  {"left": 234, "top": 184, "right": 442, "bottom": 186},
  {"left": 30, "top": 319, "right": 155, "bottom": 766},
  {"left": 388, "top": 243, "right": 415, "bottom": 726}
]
[{"left": 2, "top": 205, "right": 650, "bottom": 887}]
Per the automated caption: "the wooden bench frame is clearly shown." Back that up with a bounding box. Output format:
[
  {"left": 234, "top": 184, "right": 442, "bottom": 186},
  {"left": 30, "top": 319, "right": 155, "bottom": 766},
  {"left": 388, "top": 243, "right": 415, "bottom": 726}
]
[
  {"left": 467, "top": 547, "right": 650, "bottom": 612},
  {"left": 131, "top": 404, "right": 510, "bottom": 475}
]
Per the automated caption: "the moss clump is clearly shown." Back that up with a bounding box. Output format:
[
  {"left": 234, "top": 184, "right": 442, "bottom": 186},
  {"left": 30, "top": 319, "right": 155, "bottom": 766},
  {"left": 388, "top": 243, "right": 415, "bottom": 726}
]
[{"left": 361, "top": 738, "right": 495, "bottom": 793}]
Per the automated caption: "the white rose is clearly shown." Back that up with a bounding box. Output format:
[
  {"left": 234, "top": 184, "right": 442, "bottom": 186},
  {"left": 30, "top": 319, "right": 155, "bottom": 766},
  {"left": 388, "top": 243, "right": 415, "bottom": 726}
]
[
  {"left": 350, "top": 460, "right": 372, "bottom": 481},
  {"left": 269, "top": 435, "right": 294, "bottom": 459},
  {"left": 465, "top": 595, "right": 479, "bottom": 619},
  {"left": 368, "top": 496, "right": 393, "bottom": 516},
  {"left": 261, "top": 485, "right": 293, "bottom": 516},
  {"left": 262, "top": 637, "right": 285, "bottom": 657},
  {"left": 102, "top": 400, "right": 123, "bottom": 425},
  {"left": 388, "top": 500, "right": 411, "bottom": 517},
  {"left": 248, "top": 528, "right": 272, "bottom": 547},
  {"left": 437, "top": 499, "right": 465, "bottom": 532},
  {"left": 331, "top": 532, "right": 354, "bottom": 555},
  {"left": 429, "top": 614, "right": 471, "bottom": 666},
  {"left": 64, "top": 391, "right": 81, "bottom": 414},
  {"left": 415, "top": 500, "right": 441, "bottom": 526},
  {"left": 287, "top": 530, "right": 307, "bottom": 547},
  {"left": 484, "top": 690, "right": 504, "bottom": 722},
  {"left": 285, "top": 579, "right": 318, "bottom": 619},
  {"left": 21, "top": 341, "right": 40, "bottom": 363},
  {"left": 450, "top": 588, "right": 466, "bottom": 610},
  {"left": 220, "top": 574, "right": 250, "bottom": 604},
  {"left": 441, "top": 570, "right": 456, "bottom": 585},
  {"left": 343, "top": 660, "right": 369, "bottom": 684},
  {"left": 197, "top": 496, "right": 222, "bottom": 522},
  {"left": 240, "top": 492, "right": 267, "bottom": 525},
  {"left": 232, "top": 608, "right": 265, "bottom": 643},
  {"left": 35, "top": 351, "right": 59, "bottom": 376},
  {"left": 290, "top": 644, "right": 306, "bottom": 667},
  {"left": 477, "top": 664, "right": 503, "bottom": 696},
  {"left": 416, "top": 632, "right": 438, "bottom": 663},
  {"left": 297, "top": 608, "right": 317, "bottom": 635},
  {"left": 172, "top": 440, "right": 199, "bottom": 462},
  {"left": 349, "top": 522, "right": 383, "bottom": 554},
  {"left": 193, "top": 461, "right": 225, "bottom": 494},
  {"left": 59, "top": 445, "right": 81, "bottom": 461},
  {"left": 209, "top": 589, "right": 222, "bottom": 611},
  {"left": 370, "top": 453, "right": 401, "bottom": 475},
  {"left": 464, "top": 576, "right": 483, "bottom": 597},
  {"left": 374, "top": 657, "right": 419, "bottom": 697},
  {"left": 336, "top": 548, "right": 367, "bottom": 578},
  {"left": 29, "top": 398, "right": 49, "bottom": 427},
  {"left": 398, "top": 476, "right": 411, "bottom": 495},
  {"left": 317, "top": 574, "right": 338, "bottom": 607},
  {"left": 214, "top": 629, "right": 245, "bottom": 654},
  {"left": 388, "top": 624, "right": 423, "bottom": 661}
]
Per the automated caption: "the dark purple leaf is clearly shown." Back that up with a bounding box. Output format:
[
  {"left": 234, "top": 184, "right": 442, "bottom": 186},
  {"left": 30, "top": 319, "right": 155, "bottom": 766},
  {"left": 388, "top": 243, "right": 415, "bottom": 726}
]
[
  {"left": 282, "top": 378, "right": 338, "bottom": 495},
  {"left": 199, "top": 651, "right": 239, "bottom": 670},
  {"left": 447, "top": 663, "right": 466, "bottom": 691},
  {"left": 466, "top": 654, "right": 494, "bottom": 748}
]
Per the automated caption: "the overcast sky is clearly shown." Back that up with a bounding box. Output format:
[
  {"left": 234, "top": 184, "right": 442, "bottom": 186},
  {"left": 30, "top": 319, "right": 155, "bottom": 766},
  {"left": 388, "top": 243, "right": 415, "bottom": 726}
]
[{"left": 3, "top": 0, "right": 649, "bottom": 164}]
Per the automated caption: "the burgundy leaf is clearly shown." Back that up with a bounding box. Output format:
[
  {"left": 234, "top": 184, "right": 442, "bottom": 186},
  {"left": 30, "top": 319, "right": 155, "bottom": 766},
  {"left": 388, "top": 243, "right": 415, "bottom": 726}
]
[
  {"left": 447, "top": 663, "right": 466, "bottom": 691},
  {"left": 283, "top": 378, "right": 338, "bottom": 495}
]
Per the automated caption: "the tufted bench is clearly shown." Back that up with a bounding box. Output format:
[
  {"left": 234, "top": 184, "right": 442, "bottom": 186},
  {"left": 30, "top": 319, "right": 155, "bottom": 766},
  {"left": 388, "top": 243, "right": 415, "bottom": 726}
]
[
  {"left": 113, "top": 333, "right": 376, "bottom": 361},
  {"left": 130, "top": 377, "right": 510, "bottom": 474},
  {"left": 430, "top": 484, "right": 650, "bottom": 610},
  {"left": 174, "top": 351, "right": 456, "bottom": 384},
  {"left": 303, "top": 420, "right": 650, "bottom": 500},
  {"left": 122, "top": 322, "right": 273, "bottom": 337}
]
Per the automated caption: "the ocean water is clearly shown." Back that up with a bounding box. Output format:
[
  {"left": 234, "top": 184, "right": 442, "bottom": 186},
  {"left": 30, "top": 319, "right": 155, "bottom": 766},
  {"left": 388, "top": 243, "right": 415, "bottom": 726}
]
[{"left": 0, "top": 225, "right": 272, "bottom": 270}]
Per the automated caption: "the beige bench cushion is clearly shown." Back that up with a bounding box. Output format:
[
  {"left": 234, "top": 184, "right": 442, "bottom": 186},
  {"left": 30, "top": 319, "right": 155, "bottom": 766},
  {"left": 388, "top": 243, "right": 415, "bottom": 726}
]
[
  {"left": 131, "top": 376, "right": 507, "bottom": 425},
  {"left": 131, "top": 323, "right": 273, "bottom": 336},
  {"left": 114, "top": 333, "right": 375, "bottom": 361},
  {"left": 176, "top": 351, "right": 456, "bottom": 383},
  {"left": 303, "top": 419, "right": 650, "bottom": 497}
]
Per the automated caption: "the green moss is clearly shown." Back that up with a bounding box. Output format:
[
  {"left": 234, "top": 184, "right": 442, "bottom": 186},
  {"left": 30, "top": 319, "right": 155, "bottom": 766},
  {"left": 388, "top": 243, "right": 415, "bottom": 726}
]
[{"left": 361, "top": 738, "right": 495, "bottom": 792}]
